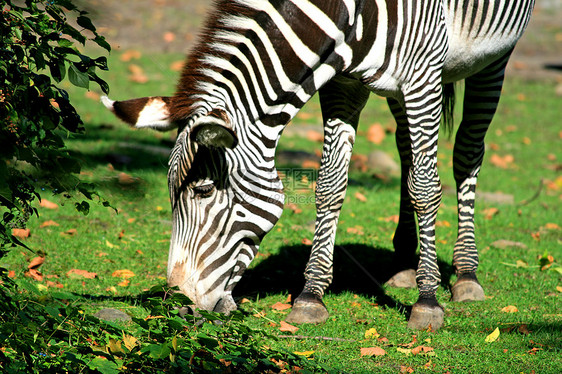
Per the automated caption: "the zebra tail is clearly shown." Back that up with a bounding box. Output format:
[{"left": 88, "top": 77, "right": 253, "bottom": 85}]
[{"left": 441, "top": 82, "right": 456, "bottom": 138}]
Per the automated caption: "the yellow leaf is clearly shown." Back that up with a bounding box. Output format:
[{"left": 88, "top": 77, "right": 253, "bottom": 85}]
[
  {"left": 105, "top": 240, "right": 117, "bottom": 249},
  {"left": 501, "top": 305, "right": 518, "bottom": 313},
  {"left": 516, "top": 260, "right": 528, "bottom": 268},
  {"left": 112, "top": 269, "right": 135, "bottom": 279},
  {"left": 397, "top": 347, "right": 412, "bottom": 355},
  {"left": 360, "top": 346, "right": 386, "bottom": 357},
  {"left": 556, "top": 286, "right": 562, "bottom": 293},
  {"left": 365, "top": 328, "right": 380, "bottom": 340},
  {"left": 294, "top": 350, "right": 314, "bottom": 357},
  {"left": 123, "top": 333, "right": 138, "bottom": 351},
  {"left": 107, "top": 338, "right": 123, "bottom": 354},
  {"left": 485, "top": 327, "right": 500, "bottom": 343}
]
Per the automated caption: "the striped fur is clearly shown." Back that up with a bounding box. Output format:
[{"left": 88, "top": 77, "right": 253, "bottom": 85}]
[{"left": 105, "top": 0, "right": 535, "bottom": 326}]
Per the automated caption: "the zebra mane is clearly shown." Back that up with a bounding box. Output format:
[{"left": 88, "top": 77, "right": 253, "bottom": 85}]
[{"left": 170, "top": 0, "right": 258, "bottom": 124}]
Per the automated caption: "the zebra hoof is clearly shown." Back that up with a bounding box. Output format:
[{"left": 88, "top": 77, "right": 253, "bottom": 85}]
[
  {"left": 385, "top": 269, "right": 417, "bottom": 289},
  {"left": 285, "top": 293, "right": 329, "bottom": 324},
  {"left": 451, "top": 278, "right": 485, "bottom": 302},
  {"left": 407, "top": 301, "right": 444, "bottom": 331}
]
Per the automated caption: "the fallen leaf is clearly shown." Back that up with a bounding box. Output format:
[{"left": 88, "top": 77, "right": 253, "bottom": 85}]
[
  {"left": 360, "top": 346, "right": 386, "bottom": 357},
  {"left": 436, "top": 220, "right": 451, "bottom": 227},
  {"left": 39, "top": 199, "right": 59, "bottom": 209},
  {"left": 118, "top": 172, "right": 137, "bottom": 185},
  {"left": 397, "top": 347, "right": 412, "bottom": 355},
  {"left": 118, "top": 279, "right": 130, "bottom": 287},
  {"left": 347, "top": 226, "right": 364, "bottom": 235},
  {"left": 25, "top": 268, "right": 43, "bottom": 281},
  {"left": 61, "top": 229, "right": 77, "bottom": 237},
  {"left": 489, "top": 154, "right": 514, "bottom": 169},
  {"left": 106, "top": 240, "right": 118, "bottom": 249},
  {"left": 482, "top": 207, "right": 499, "bottom": 220},
  {"left": 271, "top": 302, "right": 291, "bottom": 311},
  {"left": 40, "top": 220, "right": 59, "bottom": 228},
  {"left": 354, "top": 192, "right": 367, "bottom": 202},
  {"left": 170, "top": 60, "right": 185, "bottom": 72},
  {"left": 557, "top": 286, "right": 562, "bottom": 293},
  {"left": 12, "top": 228, "right": 30, "bottom": 239},
  {"left": 112, "top": 269, "right": 135, "bottom": 279},
  {"left": 301, "top": 159, "right": 320, "bottom": 169},
  {"left": 46, "top": 280, "right": 64, "bottom": 289},
  {"left": 120, "top": 49, "right": 142, "bottom": 62},
  {"left": 518, "top": 324, "right": 531, "bottom": 335},
  {"left": 301, "top": 238, "right": 312, "bottom": 245},
  {"left": 128, "top": 64, "right": 148, "bottom": 84},
  {"left": 366, "top": 123, "right": 386, "bottom": 144},
  {"left": 163, "top": 31, "right": 176, "bottom": 43},
  {"left": 8, "top": 270, "right": 15, "bottom": 278},
  {"left": 400, "top": 366, "right": 415, "bottom": 373},
  {"left": 516, "top": 260, "right": 529, "bottom": 268},
  {"left": 293, "top": 351, "right": 314, "bottom": 357},
  {"left": 28, "top": 256, "right": 44, "bottom": 269},
  {"left": 412, "top": 346, "right": 434, "bottom": 355},
  {"left": 306, "top": 130, "right": 323, "bottom": 143},
  {"left": 84, "top": 91, "right": 100, "bottom": 101},
  {"left": 543, "top": 223, "right": 560, "bottom": 230},
  {"left": 501, "top": 305, "right": 518, "bottom": 313},
  {"left": 279, "top": 321, "right": 299, "bottom": 334},
  {"left": 67, "top": 269, "right": 98, "bottom": 279},
  {"left": 382, "top": 215, "right": 399, "bottom": 223},
  {"left": 365, "top": 328, "right": 380, "bottom": 340},
  {"left": 485, "top": 327, "right": 500, "bottom": 343},
  {"left": 286, "top": 203, "right": 302, "bottom": 214}
]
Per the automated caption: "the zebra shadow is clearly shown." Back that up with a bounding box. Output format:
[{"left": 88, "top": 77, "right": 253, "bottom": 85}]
[{"left": 236, "top": 243, "right": 455, "bottom": 311}]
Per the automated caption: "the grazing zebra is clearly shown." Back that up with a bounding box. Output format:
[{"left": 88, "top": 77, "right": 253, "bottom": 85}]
[{"left": 103, "top": 0, "right": 534, "bottom": 330}]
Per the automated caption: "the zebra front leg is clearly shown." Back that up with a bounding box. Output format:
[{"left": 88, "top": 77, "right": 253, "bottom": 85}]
[
  {"left": 400, "top": 84, "right": 446, "bottom": 330},
  {"left": 285, "top": 121, "right": 357, "bottom": 324},
  {"left": 451, "top": 53, "right": 511, "bottom": 302}
]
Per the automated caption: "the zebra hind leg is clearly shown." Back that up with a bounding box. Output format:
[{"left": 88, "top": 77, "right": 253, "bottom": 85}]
[
  {"left": 451, "top": 53, "right": 511, "bottom": 302},
  {"left": 286, "top": 78, "right": 369, "bottom": 324},
  {"left": 384, "top": 98, "right": 419, "bottom": 289}
]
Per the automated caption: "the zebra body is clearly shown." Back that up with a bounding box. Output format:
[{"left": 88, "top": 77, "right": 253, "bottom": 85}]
[{"left": 103, "top": 0, "right": 534, "bottom": 329}]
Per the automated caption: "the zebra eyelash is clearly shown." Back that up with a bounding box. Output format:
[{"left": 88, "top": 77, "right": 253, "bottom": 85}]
[{"left": 192, "top": 181, "right": 215, "bottom": 197}]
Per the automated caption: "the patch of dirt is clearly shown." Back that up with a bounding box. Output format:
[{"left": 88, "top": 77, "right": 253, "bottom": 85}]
[{"left": 86, "top": 0, "right": 561, "bottom": 82}]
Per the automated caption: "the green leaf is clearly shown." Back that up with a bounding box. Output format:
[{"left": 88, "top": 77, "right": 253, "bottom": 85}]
[
  {"left": 88, "top": 357, "right": 119, "bottom": 374},
  {"left": 68, "top": 64, "right": 89, "bottom": 89}
]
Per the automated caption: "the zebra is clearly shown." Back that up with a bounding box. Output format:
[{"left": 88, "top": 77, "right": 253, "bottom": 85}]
[{"left": 102, "top": 0, "right": 535, "bottom": 330}]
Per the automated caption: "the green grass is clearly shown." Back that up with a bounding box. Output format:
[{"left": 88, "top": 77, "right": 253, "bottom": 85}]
[{"left": 2, "top": 50, "right": 561, "bottom": 373}]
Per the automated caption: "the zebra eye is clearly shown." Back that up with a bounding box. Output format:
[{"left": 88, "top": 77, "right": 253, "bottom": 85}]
[{"left": 192, "top": 182, "right": 215, "bottom": 197}]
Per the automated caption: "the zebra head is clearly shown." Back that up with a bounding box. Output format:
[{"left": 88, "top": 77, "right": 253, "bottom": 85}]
[{"left": 102, "top": 95, "right": 284, "bottom": 314}]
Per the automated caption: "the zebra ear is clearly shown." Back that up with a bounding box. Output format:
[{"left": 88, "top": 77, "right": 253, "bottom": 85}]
[
  {"left": 190, "top": 110, "right": 238, "bottom": 148},
  {"left": 101, "top": 96, "right": 177, "bottom": 131}
]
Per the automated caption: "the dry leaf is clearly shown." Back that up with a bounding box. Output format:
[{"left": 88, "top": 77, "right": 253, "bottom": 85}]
[
  {"left": 279, "top": 321, "right": 299, "bottom": 334},
  {"left": 39, "top": 199, "right": 59, "bottom": 209},
  {"left": 28, "top": 256, "right": 44, "bottom": 269},
  {"left": 412, "top": 346, "right": 434, "bottom": 355},
  {"left": 67, "top": 269, "right": 98, "bottom": 279},
  {"left": 366, "top": 123, "right": 386, "bottom": 144},
  {"left": 46, "top": 280, "right": 63, "bottom": 289},
  {"left": 501, "top": 305, "right": 518, "bottom": 313},
  {"left": 490, "top": 154, "right": 514, "bottom": 169},
  {"left": 120, "top": 49, "right": 142, "bottom": 62},
  {"left": 301, "top": 238, "right": 312, "bottom": 245},
  {"left": 293, "top": 350, "right": 314, "bottom": 357},
  {"left": 61, "top": 229, "right": 77, "bottom": 237},
  {"left": 118, "top": 172, "right": 137, "bottom": 185},
  {"left": 301, "top": 159, "right": 320, "bottom": 169},
  {"left": 306, "top": 130, "right": 324, "bottom": 142},
  {"left": 347, "top": 226, "right": 364, "bottom": 235},
  {"left": 123, "top": 334, "right": 138, "bottom": 350},
  {"left": 543, "top": 223, "right": 560, "bottom": 230},
  {"left": 271, "top": 302, "right": 291, "bottom": 311},
  {"left": 25, "top": 257, "right": 44, "bottom": 282},
  {"left": 112, "top": 269, "right": 135, "bottom": 279},
  {"left": 163, "top": 31, "right": 176, "bottom": 43},
  {"left": 118, "top": 279, "right": 130, "bottom": 287},
  {"left": 557, "top": 286, "right": 562, "bottom": 293},
  {"left": 8, "top": 270, "right": 16, "bottom": 278},
  {"left": 485, "top": 327, "right": 500, "bottom": 343},
  {"left": 170, "top": 60, "right": 185, "bottom": 72},
  {"left": 354, "top": 192, "right": 367, "bottom": 202},
  {"left": 397, "top": 347, "right": 412, "bottom": 355},
  {"left": 360, "top": 346, "right": 386, "bottom": 357},
  {"left": 12, "top": 228, "right": 30, "bottom": 239},
  {"left": 518, "top": 324, "right": 531, "bottom": 335},
  {"left": 40, "top": 220, "right": 59, "bottom": 228},
  {"left": 365, "top": 328, "right": 380, "bottom": 340},
  {"left": 84, "top": 91, "right": 100, "bottom": 101},
  {"left": 482, "top": 207, "right": 499, "bottom": 220}
]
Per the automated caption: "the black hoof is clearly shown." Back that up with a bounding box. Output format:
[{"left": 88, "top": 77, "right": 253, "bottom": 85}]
[
  {"left": 285, "top": 292, "right": 329, "bottom": 324},
  {"left": 407, "top": 298, "right": 444, "bottom": 331}
]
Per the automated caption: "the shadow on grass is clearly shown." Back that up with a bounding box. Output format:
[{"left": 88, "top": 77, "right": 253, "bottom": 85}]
[{"left": 236, "top": 243, "right": 455, "bottom": 315}]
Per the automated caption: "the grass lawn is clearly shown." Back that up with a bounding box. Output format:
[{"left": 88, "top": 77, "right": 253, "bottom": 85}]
[{"left": 2, "top": 49, "right": 561, "bottom": 373}]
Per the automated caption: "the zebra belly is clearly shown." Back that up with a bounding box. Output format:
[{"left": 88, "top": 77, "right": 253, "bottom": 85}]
[{"left": 442, "top": 35, "right": 518, "bottom": 83}]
